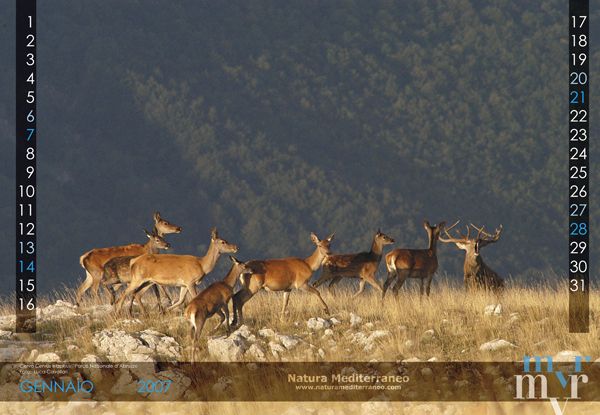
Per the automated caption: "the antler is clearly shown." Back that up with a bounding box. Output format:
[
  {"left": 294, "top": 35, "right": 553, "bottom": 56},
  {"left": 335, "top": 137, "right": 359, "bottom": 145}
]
[
  {"left": 438, "top": 220, "right": 470, "bottom": 243},
  {"left": 470, "top": 224, "right": 503, "bottom": 247}
]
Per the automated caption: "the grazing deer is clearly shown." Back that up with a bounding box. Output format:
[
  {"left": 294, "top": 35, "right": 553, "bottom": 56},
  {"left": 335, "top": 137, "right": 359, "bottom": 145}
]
[
  {"left": 114, "top": 228, "right": 238, "bottom": 314},
  {"left": 231, "top": 232, "right": 334, "bottom": 327},
  {"left": 438, "top": 222, "right": 505, "bottom": 292},
  {"left": 312, "top": 230, "right": 395, "bottom": 297},
  {"left": 185, "top": 256, "right": 254, "bottom": 361},
  {"left": 75, "top": 212, "right": 182, "bottom": 305},
  {"left": 382, "top": 221, "right": 452, "bottom": 298},
  {"left": 100, "top": 229, "right": 171, "bottom": 313}
]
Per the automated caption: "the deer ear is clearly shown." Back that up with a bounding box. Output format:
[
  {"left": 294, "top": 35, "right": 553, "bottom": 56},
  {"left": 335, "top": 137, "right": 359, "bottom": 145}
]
[
  {"left": 326, "top": 233, "right": 335, "bottom": 242},
  {"left": 423, "top": 220, "right": 430, "bottom": 229},
  {"left": 211, "top": 227, "right": 218, "bottom": 240},
  {"left": 153, "top": 212, "right": 160, "bottom": 222},
  {"left": 438, "top": 221, "right": 446, "bottom": 230},
  {"left": 310, "top": 232, "right": 319, "bottom": 244},
  {"left": 144, "top": 229, "right": 153, "bottom": 238},
  {"left": 229, "top": 255, "right": 240, "bottom": 264}
]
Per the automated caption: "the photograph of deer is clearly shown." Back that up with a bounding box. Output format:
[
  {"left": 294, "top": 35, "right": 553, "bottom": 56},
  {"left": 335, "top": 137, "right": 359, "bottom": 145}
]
[
  {"left": 114, "top": 228, "right": 238, "bottom": 314},
  {"left": 231, "top": 232, "right": 334, "bottom": 326},
  {"left": 312, "top": 230, "right": 394, "bottom": 297},
  {"left": 438, "top": 222, "right": 505, "bottom": 292},
  {"left": 75, "top": 212, "right": 182, "bottom": 305},
  {"left": 382, "top": 221, "right": 451, "bottom": 298},
  {"left": 100, "top": 229, "right": 173, "bottom": 314},
  {"left": 185, "top": 256, "right": 255, "bottom": 361}
]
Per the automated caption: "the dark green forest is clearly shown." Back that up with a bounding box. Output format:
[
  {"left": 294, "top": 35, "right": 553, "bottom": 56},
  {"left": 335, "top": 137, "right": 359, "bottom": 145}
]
[{"left": 1, "top": 1, "right": 599, "bottom": 293}]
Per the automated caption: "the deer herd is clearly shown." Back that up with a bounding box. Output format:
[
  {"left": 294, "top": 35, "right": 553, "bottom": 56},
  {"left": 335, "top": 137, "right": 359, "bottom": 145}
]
[{"left": 75, "top": 212, "right": 505, "bottom": 358}]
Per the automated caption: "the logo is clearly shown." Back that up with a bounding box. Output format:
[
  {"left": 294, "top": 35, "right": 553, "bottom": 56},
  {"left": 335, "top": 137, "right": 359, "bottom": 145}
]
[{"left": 515, "top": 355, "right": 591, "bottom": 415}]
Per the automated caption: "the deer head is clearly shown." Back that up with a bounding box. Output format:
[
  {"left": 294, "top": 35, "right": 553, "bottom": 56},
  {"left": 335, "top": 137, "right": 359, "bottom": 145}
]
[
  {"left": 438, "top": 221, "right": 502, "bottom": 256},
  {"left": 153, "top": 211, "right": 183, "bottom": 235},
  {"left": 144, "top": 228, "right": 171, "bottom": 250},
  {"left": 311, "top": 232, "right": 335, "bottom": 257},
  {"left": 210, "top": 227, "right": 239, "bottom": 254},
  {"left": 375, "top": 229, "right": 395, "bottom": 245}
]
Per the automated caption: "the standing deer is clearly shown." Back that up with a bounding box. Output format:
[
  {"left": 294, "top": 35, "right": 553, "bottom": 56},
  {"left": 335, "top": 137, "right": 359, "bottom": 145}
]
[
  {"left": 76, "top": 212, "right": 182, "bottom": 305},
  {"left": 114, "top": 228, "right": 238, "bottom": 314},
  {"left": 312, "top": 230, "right": 395, "bottom": 297},
  {"left": 438, "top": 222, "right": 505, "bottom": 292},
  {"left": 185, "top": 256, "right": 254, "bottom": 361},
  {"left": 100, "top": 229, "right": 171, "bottom": 313},
  {"left": 231, "top": 232, "right": 334, "bottom": 326},
  {"left": 382, "top": 221, "right": 452, "bottom": 298}
]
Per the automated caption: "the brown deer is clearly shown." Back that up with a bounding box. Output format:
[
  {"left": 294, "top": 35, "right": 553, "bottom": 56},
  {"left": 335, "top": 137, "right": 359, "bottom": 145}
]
[
  {"left": 100, "top": 229, "right": 171, "bottom": 313},
  {"left": 114, "top": 228, "right": 238, "bottom": 314},
  {"left": 312, "top": 230, "right": 395, "bottom": 297},
  {"left": 185, "top": 256, "right": 255, "bottom": 361},
  {"left": 438, "top": 222, "right": 505, "bottom": 292},
  {"left": 231, "top": 232, "right": 334, "bottom": 326},
  {"left": 382, "top": 221, "right": 453, "bottom": 298},
  {"left": 76, "top": 212, "right": 182, "bottom": 305}
]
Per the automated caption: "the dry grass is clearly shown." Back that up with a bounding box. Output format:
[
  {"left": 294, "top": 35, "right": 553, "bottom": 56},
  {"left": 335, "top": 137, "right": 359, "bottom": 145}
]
[{"left": 6, "top": 277, "right": 596, "bottom": 363}]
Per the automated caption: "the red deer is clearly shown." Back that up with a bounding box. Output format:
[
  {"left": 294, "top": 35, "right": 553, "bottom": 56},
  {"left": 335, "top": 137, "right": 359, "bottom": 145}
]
[
  {"left": 114, "top": 228, "right": 238, "bottom": 314},
  {"left": 75, "top": 212, "right": 182, "bottom": 305},
  {"left": 382, "top": 221, "right": 454, "bottom": 298},
  {"left": 231, "top": 232, "right": 334, "bottom": 326},
  {"left": 185, "top": 256, "right": 254, "bottom": 361},
  {"left": 438, "top": 222, "right": 505, "bottom": 292},
  {"left": 100, "top": 229, "right": 171, "bottom": 313},
  {"left": 312, "top": 230, "right": 394, "bottom": 297}
]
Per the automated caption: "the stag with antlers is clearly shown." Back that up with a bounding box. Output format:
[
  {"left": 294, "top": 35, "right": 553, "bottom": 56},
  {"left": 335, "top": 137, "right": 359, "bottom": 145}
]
[{"left": 438, "top": 222, "right": 505, "bottom": 292}]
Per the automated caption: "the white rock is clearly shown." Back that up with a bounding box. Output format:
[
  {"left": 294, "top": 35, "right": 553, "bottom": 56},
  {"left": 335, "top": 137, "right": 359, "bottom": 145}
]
[
  {"left": 553, "top": 350, "right": 584, "bottom": 362},
  {"left": 35, "top": 352, "right": 61, "bottom": 362},
  {"left": 149, "top": 370, "right": 192, "bottom": 400},
  {"left": 484, "top": 304, "right": 502, "bottom": 316},
  {"left": 402, "top": 357, "right": 421, "bottom": 362},
  {"left": 278, "top": 334, "right": 303, "bottom": 350},
  {"left": 479, "top": 339, "right": 516, "bottom": 352},
  {"left": 323, "top": 329, "right": 334, "bottom": 337},
  {"left": 421, "top": 367, "right": 433, "bottom": 377},
  {"left": 67, "top": 345, "right": 79, "bottom": 352},
  {"left": 350, "top": 313, "right": 362, "bottom": 327},
  {"left": 428, "top": 357, "right": 439, "bottom": 362},
  {"left": 363, "top": 322, "right": 374, "bottom": 330},
  {"left": 88, "top": 304, "right": 113, "bottom": 319},
  {"left": 38, "top": 300, "right": 84, "bottom": 323},
  {"left": 421, "top": 329, "right": 436, "bottom": 341},
  {"left": 258, "top": 328, "right": 276, "bottom": 338},
  {"left": 92, "top": 329, "right": 181, "bottom": 361},
  {"left": 207, "top": 335, "right": 247, "bottom": 362},
  {"left": 269, "top": 341, "right": 286, "bottom": 359},
  {"left": 110, "top": 370, "right": 138, "bottom": 396},
  {"left": 0, "top": 330, "right": 14, "bottom": 340},
  {"left": 318, "top": 348, "right": 326, "bottom": 359},
  {"left": 232, "top": 325, "right": 254, "bottom": 340},
  {"left": 307, "top": 317, "right": 332, "bottom": 330},
  {"left": 0, "top": 315, "right": 16, "bottom": 331},
  {"left": 404, "top": 340, "right": 414, "bottom": 349},
  {"left": 246, "top": 344, "right": 266, "bottom": 361},
  {"left": 81, "top": 354, "right": 101, "bottom": 363},
  {"left": 329, "top": 317, "right": 341, "bottom": 325}
]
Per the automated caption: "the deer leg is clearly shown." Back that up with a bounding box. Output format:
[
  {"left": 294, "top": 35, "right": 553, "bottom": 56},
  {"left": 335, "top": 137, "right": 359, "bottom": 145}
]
[
  {"left": 280, "top": 290, "right": 291, "bottom": 320},
  {"left": 210, "top": 309, "right": 226, "bottom": 334},
  {"left": 382, "top": 270, "right": 397, "bottom": 299},
  {"left": 419, "top": 277, "right": 425, "bottom": 297},
  {"left": 115, "top": 278, "right": 145, "bottom": 313},
  {"left": 425, "top": 273, "right": 434, "bottom": 296},
  {"left": 232, "top": 276, "right": 262, "bottom": 326},
  {"left": 299, "top": 284, "right": 330, "bottom": 315},
  {"left": 167, "top": 286, "right": 188, "bottom": 311},
  {"left": 224, "top": 303, "right": 231, "bottom": 336},
  {"left": 191, "top": 314, "right": 206, "bottom": 362},
  {"left": 327, "top": 275, "right": 343, "bottom": 294},
  {"left": 364, "top": 275, "right": 384, "bottom": 295},
  {"left": 392, "top": 271, "right": 408, "bottom": 296},
  {"left": 75, "top": 271, "right": 95, "bottom": 306},
  {"left": 352, "top": 279, "right": 366, "bottom": 298},
  {"left": 312, "top": 269, "right": 334, "bottom": 288}
]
